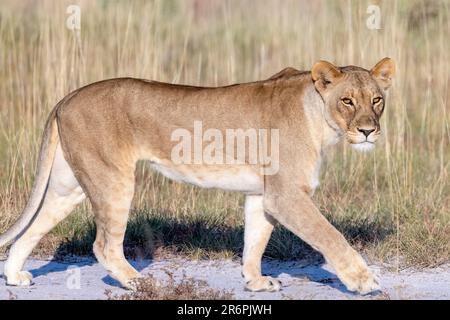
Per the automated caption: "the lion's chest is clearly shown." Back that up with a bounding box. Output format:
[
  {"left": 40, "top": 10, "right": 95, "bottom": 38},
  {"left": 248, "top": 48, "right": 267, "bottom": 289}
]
[{"left": 306, "top": 157, "right": 322, "bottom": 194}]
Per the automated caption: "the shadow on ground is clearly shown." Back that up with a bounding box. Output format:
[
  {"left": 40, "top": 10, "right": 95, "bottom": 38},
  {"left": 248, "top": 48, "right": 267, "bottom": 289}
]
[
  {"left": 38, "top": 210, "right": 393, "bottom": 290},
  {"left": 28, "top": 257, "right": 151, "bottom": 288},
  {"left": 54, "top": 210, "right": 394, "bottom": 261},
  {"left": 262, "top": 260, "right": 355, "bottom": 294}
]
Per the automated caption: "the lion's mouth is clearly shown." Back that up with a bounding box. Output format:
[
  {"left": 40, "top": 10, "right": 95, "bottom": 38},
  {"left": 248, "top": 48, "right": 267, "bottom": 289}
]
[{"left": 350, "top": 141, "right": 375, "bottom": 152}]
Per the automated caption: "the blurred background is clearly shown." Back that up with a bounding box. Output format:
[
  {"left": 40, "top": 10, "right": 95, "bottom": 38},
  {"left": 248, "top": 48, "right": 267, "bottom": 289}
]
[{"left": 0, "top": 0, "right": 448, "bottom": 268}]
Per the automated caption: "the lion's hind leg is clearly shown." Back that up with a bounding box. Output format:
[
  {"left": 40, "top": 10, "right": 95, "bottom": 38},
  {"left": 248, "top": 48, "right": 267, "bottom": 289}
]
[
  {"left": 82, "top": 168, "right": 141, "bottom": 289},
  {"left": 4, "top": 144, "right": 85, "bottom": 286},
  {"left": 91, "top": 197, "right": 141, "bottom": 290}
]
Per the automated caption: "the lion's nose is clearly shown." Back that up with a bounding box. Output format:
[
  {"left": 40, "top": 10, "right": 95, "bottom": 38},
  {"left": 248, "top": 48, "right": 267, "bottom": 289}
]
[{"left": 357, "top": 128, "right": 375, "bottom": 137}]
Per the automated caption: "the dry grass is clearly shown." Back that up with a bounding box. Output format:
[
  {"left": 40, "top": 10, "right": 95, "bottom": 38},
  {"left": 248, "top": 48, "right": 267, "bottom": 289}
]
[
  {"left": 106, "top": 271, "right": 234, "bottom": 300},
  {"left": 0, "top": 0, "right": 449, "bottom": 267}
]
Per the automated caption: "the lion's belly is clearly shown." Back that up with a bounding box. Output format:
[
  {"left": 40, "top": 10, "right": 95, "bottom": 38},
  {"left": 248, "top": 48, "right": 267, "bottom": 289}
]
[{"left": 150, "top": 162, "right": 263, "bottom": 194}]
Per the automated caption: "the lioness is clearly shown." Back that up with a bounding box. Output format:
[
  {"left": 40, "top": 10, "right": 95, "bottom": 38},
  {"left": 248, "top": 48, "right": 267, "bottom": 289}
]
[{"left": 0, "top": 58, "right": 395, "bottom": 294}]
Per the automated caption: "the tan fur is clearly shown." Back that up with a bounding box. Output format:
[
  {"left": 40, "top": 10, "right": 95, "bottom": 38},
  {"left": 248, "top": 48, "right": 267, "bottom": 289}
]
[{"left": 1, "top": 58, "right": 395, "bottom": 294}]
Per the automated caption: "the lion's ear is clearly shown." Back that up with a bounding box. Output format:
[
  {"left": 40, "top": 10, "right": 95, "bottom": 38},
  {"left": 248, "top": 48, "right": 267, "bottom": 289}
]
[
  {"left": 311, "top": 60, "right": 343, "bottom": 92},
  {"left": 370, "top": 57, "right": 396, "bottom": 90}
]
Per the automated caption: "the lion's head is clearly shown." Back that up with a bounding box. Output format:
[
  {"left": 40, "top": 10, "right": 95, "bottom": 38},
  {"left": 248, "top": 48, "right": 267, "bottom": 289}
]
[{"left": 311, "top": 57, "right": 396, "bottom": 152}]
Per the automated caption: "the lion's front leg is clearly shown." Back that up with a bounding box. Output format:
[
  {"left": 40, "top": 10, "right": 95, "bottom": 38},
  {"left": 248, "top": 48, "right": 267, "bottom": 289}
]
[
  {"left": 242, "top": 195, "right": 281, "bottom": 292},
  {"left": 263, "top": 191, "right": 380, "bottom": 295}
]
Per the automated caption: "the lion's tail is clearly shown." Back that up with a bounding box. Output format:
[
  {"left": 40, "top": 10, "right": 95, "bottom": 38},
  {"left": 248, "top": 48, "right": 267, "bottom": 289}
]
[{"left": 0, "top": 108, "right": 59, "bottom": 247}]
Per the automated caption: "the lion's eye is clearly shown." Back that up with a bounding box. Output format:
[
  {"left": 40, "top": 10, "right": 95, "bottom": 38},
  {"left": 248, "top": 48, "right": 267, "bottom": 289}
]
[
  {"left": 342, "top": 98, "right": 353, "bottom": 106},
  {"left": 373, "top": 97, "right": 382, "bottom": 104}
]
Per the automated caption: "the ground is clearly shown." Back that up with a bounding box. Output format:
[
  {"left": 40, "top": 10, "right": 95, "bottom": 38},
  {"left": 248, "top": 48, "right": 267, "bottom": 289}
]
[{"left": 0, "top": 257, "right": 449, "bottom": 300}]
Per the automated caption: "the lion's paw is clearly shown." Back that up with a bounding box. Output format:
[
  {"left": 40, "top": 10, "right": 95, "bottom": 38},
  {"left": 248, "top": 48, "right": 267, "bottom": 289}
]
[
  {"left": 339, "top": 266, "right": 380, "bottom": 295},
  {"left": 245, "top": 276, "right": 281, "bottom": 292},
  {"left": 5, "top": 271, "right": 33, "bottom": 287}
]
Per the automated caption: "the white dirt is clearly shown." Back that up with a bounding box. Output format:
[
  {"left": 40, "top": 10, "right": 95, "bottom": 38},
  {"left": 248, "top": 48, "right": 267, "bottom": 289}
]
[{"left": 0, "top": 257, "right": 449, "bottom": 300}]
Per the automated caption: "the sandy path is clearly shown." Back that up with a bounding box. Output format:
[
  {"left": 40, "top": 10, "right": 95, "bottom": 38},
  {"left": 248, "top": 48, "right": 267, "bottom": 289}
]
[{"left": 0, "top": 258, "right": 449, "bottom": 300}]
